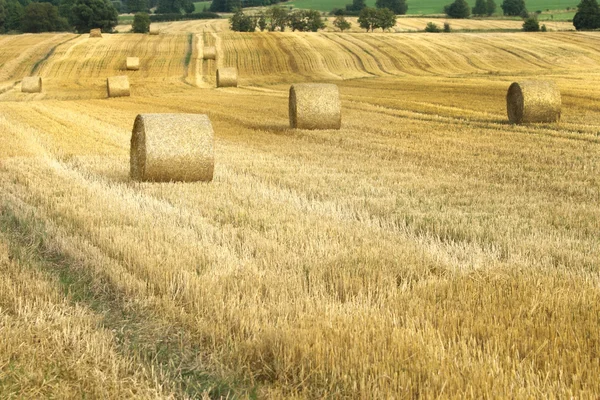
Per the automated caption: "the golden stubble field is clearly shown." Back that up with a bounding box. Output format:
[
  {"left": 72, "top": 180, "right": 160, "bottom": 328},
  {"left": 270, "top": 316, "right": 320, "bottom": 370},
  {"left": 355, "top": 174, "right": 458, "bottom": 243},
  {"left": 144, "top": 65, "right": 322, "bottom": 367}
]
[{"left": 0, "top": 22, "right": 599, "bottom": 398}]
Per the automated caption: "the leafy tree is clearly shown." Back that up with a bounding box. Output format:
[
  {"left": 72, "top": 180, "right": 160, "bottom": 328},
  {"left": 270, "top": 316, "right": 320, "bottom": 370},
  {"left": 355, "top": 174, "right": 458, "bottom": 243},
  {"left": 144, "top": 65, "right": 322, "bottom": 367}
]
[
  {"left": 58, "top": 0, "right": 75, "bottom": 24},
  {"left": 358, "top": 6, "right": 378, "bottom": 31},
  {"left": 346, "top": 0, "right": 365, "bottom": 12},
  {"left": 375, "top": 0, "right": 407, "bottom": 14},
  {"left": 540, "top": 23, "right": 546, "bottom": 30},
  {"left": 0, "top": 0, "right": 6, "bottom": 32},
  {"left": 376, "top": 7, "right": 396, "bottom": 30},
  {"left": 486, "top": 0, "right": 496, "bottom": 15},
  {"left": 288, "top": 9, "right": 325, "bottom": 31},
  {"left": 522, "top": 15, "right": 539, "bottom": 30},
  {"left": 424, "top": 21, "right": 440, "bottom": 31},
  {"left": 158, "top": 0, "right": 195, "bottom": 13},
  {"left": 445, "top": 0, "right": 470, "bottom": 18},
  {"left": 443, "top": 21, "right": 451, "bottom": 31},
  {"left": 127, "top": 0, "right": 148, "bottom": 13},
  {"left": 472, "top": 0, "right": 487, "bottom": 15},
  {"left": 132, "top": 11, "right": 149, "bottom": 32},
  {"left": 229, "top": 9, "right": 256, "bottom": 31},
  {"left": 573, "top": 0, "right": 600, "bottom": 30},
  {"left": 71, "top": 0, "right": 118, "bottom": 33},
  {"left": 333, "top": 14, "right": 351, "bottom": 31},
  {"left": 21, "top": 2, "right": 69, "bottom": 32},
  {"left": 5, "top": 0, "right": 26, "bottom": 31},
  {"left": 501, "top": 0, "right": 526, "bottom": 16},
  {"left": 265, "top": 6, "right": 288, "bottom": 31},
  {"left": 358, "top": 7, "right": 395, "bottom": 31},
  {"left": 210, "top": 0, "right": 239, "bottom": 12},
  {"left": 257, "top": 11, "right": 266, "bottom": 30}
]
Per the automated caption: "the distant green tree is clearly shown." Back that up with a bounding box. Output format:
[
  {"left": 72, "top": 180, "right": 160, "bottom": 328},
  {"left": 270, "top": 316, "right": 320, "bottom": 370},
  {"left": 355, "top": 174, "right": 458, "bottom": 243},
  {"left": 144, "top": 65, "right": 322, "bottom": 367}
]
[
  {"left": 445, "top": 0, "right": 471, "bottom": 18},
  {"left": 424, "top": 21, "right": 441, "bottom": 31},
  {"left": 376, "top": 7, "right": 396, "bottom": 29},
  {"left": 209, "top": 0, "right": 238, "bottom": 12},
  {"left": 21, "top": 2, "right": 69, "bottom": 32},
  {"left": 573, "top": 0, "right": 600, "bottom": 29},
  {"left": 333, "top": 14, "right": 351, "bottom": 31},
  {"left": 358, "top": 6, "right": 395, "bottom": 31},
  {"left": 288, "top": 9, "right": 324, "bottom": 31},
  {"left": 157, "top": 0, "right": 195, "bottom": 13},
  {"left": 443, "top": 21, "right": 451, "bottom": 31},
  {"left": 375, "top": 0, "right": 407, "bottom": 14},
  {"left": 58, "top": 0, "right": 75, "bottom": 24},
  {"left": 71, "top": 0, "right": 117, "bottom": 33},
  {"left": 5, "top": 0, "right": 26, "bottom": 31},
  {"left": 229, "top": 9, "right": 256, "bottom": 31},
  {"left": 266, "top": 6, "right": 288, "bottom": 31},
  {"left": 346, "top": 0, "right": 365, "bottom": 12},
  {"left": 522, "top": 15, "right": 539, "bottom": 30},
  {"left": 358, "top": 6, "right": 378, "bottom": 31},
  {"left": 501, "top": 0, "right": 526, "bottom": 16},
  {"left": 540, "top": 23, "right": 546, "bottom": 30},
  {"left": 127, "top": 0, "right": 148, "bottom": 13},
  {"left": 486, "top": 0, "right": 496, "bottom": 14},
  {"left": 257, "top": 11, "right": 266, "bottom": 30},
  {"left": 472, "top": 0, "right": 487, "bottom": 15},
  {"left": 132, "top": 12, "right": 149, "bottom": 32},
  {"left": 0, "top": 0, "right": 7, "bottom": 32}
]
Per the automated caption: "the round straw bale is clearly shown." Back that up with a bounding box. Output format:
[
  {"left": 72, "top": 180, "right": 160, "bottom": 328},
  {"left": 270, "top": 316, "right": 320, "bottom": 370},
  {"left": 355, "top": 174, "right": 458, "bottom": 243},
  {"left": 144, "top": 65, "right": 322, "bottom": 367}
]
[
  {"left": 203, "top": 47, "right": 216, "bottom": 60},
  {"left": 107, "top": 76, "right": 130, "bottom": 97},
  {"left": 216, "top": 67, "right": 237, "bottom": 88},
  {"left": 149, "top": 26, "right": 160, "bottom": 35},
  {"left": 21, "top": 76, "right": 42, "bottom": 93},
  {"left": 126, "top": 57, "right": 140, "bottom": 71},
  {"left": 289, "top": 83, "right": 341, "bottom": 130},
  {"left": 506, "top": 80, "right": 561, "bottom": 124},
  {"left": 89, "top": 28, "right": 102, "bottom": 38},
  {"left": 130, "top": 114, "right": 214, "bottom": 182}
]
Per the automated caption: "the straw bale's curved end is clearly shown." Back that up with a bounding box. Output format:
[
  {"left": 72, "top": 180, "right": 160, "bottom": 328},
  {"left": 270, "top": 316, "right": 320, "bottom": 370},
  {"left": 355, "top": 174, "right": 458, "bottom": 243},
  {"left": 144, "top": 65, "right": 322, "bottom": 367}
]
[
  {"left": 289, "top": 83, "right": 341, "bottom": 130},
  {"left": 21, "top": 76, "right": 42, "bottom": 93},
  {"left": 130, "top": 114, "right": 214, "bottom": 182},
  {"left": 216, "top": 67, "right": 238, "bottom": 88},
  {"left": 203, "top": 47, "right": 217, "bottom": 60},
  {"left": 107, "top": 76, "right": 130, "bottom": 98},
  {"left": 507, "top": 81, "right": 561, "bottom": 124}
]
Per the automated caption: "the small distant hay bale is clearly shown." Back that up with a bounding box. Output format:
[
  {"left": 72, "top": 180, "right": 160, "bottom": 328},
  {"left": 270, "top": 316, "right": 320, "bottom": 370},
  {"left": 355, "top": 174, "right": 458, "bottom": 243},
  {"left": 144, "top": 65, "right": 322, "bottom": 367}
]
[
  {"left": 106, "top": 76, "right": 130, "bottom": 97},
  {"left": 289, "top": 83, "right": 341, "bottom": 130},
  {"left": 149, "top": 26, "right": 160, "bottom": 35},
  {"left": 506, "top": 80, "right": 561, "bottom": 124},
  {"left": 21, "top": 76, "right": 42, "bottom": 93},
  {"left": 203, "top": 47, "right": 216, "bottom": 60},
  {"left": 126, "top": 57, "right": 140, "bottom": 71},
  {"left": 216, "top": 67, "right": 237, "bottom": 88},
  {"left": 89, "top": 28, "right": 102, "bottom": 38},
  {"left": 130, "top": 114, "right": 214, "bottom": 182}
]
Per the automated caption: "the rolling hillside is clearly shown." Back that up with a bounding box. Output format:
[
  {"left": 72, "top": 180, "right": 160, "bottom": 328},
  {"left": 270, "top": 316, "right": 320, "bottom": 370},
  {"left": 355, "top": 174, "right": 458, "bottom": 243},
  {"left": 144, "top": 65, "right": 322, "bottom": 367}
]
[{"left": 1, "top": 22, "right": 599, "bottom": 398}]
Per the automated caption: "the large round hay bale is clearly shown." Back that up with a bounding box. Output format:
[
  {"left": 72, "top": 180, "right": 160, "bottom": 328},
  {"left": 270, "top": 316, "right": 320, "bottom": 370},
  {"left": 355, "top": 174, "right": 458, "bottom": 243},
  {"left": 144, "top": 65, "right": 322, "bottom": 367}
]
[
  {"left": 126, "top": 57, "right": 140, "bottom": 71},
  {"left": 216, "top": 67, "right": 237, "bottom": 88},
  {"left": 130, "top": 114, "right": 214, "bottom": 182},
  {"left": 203, "top": 47, "right": 216, "bottom": 60},
  {"left": 107, "top": 76, "right": 130, "bottom": 98},
  {"left": 506, "top": 81, "right": 561, "bottom": 124},
  {"left": 149, "top": 26, "right": 160, "bottom": 35},
  {"left": 89, "top": 28, "right": 102, "bottom": 38},
  {"left": 289, "top": 83, "right": 341, "bottom": 130},
  {"left": 21, "top": 76, "right": 42, "bottom": 93}
]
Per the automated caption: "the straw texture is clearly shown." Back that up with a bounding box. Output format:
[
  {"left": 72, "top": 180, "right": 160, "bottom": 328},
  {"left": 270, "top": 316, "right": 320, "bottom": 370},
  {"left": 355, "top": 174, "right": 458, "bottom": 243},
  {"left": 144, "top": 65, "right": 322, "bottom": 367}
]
[
  {"left": 89, "top": 28, "right": 102, "bottom": 38},
  {"left": 506, "top": 81, "right": 561, "bottom": 124},
  {"left": 130, "top": 114, "right": 214, "bottom": 182},
  {"left": 21, "top": 76, "right": 42, "bottom": 93},
  {"left": 289, "top": 83, "right": 341, "bottom": 130},
  {"left": 107, "top": 76, "right": 130, "bottom": 97},
  {"left": 203, "top": 47, "right": 216, "bottom": 60},
  {"left": 149, "top": 26, "right": 160, "bottom": 35},
  {"left": 126, "top": 57, "right": 140, "bottom": 71},
  {"left": 216, "top": 67, "right": 238, "bottom": 88}
]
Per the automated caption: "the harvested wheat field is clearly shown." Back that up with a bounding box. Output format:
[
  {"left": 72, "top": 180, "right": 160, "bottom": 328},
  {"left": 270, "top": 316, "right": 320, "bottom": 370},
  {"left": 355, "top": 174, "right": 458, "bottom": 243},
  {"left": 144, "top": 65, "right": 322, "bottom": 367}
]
[{"left": 0, "top": 22, "right": 599, "bottom": 398}]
